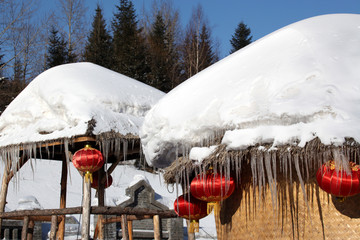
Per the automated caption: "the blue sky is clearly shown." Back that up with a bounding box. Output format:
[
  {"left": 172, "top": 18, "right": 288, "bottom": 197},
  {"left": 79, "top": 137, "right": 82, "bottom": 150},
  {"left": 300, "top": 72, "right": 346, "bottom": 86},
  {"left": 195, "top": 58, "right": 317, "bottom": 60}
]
[
  {"left": 87, "top": 1, "right": 359, "bottom": 58},
  {"left": 91, "top": 0, "right": 360, "bottom": 58}
]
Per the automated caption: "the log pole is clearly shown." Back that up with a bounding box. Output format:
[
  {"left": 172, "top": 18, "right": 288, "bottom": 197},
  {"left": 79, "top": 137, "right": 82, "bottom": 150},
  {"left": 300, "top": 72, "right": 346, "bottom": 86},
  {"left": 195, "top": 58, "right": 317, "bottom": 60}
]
[
  {"left": 128, "top": 220, "right": 133, "bottom": 240},
  {"left": 50, "top": 215, "right": 57, "bottom": 240},
  {"left": 21, "top": 216, "right": 29, "bottom": 240},
  {"left": 121, "top": 214, "right": 129, "bottom": 240},
  {"left": 153, "top": 215, "right": 161, "bottom": 240},
  {"left": 97, "top": 166, "right": 105, "bottom": 240},
  {"left": 0, "top": 165, "right": 9, "bottom": 234},
  {"left": 81, "top": 176, "right": 91, "bottom": 239},
  {"left": 27, "top": 220, "right": 34, "bottom": 240},
  {"left": 56, "top": 156, "right": 68, "bottom": 240}
]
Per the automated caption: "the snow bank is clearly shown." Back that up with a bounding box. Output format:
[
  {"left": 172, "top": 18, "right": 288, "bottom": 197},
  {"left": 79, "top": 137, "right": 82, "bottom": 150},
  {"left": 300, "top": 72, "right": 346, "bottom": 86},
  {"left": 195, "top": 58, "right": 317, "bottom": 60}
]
[
  {"left": 0, "top": 62, "right": 164, "bottom": 147},
  {"left": 141, "top": 14, "right": 360, "bottom": 167},
  {"left": 16, "top": 195, "right": 42, "bottom": 210}
]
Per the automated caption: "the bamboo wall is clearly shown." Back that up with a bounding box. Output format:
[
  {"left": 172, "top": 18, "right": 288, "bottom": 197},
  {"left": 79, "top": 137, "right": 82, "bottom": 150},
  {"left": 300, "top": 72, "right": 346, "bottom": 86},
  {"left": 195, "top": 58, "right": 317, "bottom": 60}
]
[{"left": 215, "top": 182, "right": 360, "bottom": 239}]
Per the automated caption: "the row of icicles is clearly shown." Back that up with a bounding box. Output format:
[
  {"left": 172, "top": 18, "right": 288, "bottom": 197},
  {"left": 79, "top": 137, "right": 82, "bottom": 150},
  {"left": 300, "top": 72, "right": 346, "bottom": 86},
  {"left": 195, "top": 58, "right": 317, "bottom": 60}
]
[
  {"left": 174, "top": 159, "right": 360, "bottom": 233},
  {"left": 68, "top": 144, "right": 360, "bottom": 233}
]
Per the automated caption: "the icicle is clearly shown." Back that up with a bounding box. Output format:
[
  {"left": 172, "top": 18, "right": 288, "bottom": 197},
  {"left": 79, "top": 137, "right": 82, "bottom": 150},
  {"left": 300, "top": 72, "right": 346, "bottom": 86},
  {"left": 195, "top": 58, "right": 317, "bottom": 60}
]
[
  {"left": 123, "top": 140, "right": 128, "bottom": 161},
  {"left": 294, "top": 153, "right": 311, "bottom": 220},
  {"left": 265, "top": 151, "right": 276, "bottom": 212}
]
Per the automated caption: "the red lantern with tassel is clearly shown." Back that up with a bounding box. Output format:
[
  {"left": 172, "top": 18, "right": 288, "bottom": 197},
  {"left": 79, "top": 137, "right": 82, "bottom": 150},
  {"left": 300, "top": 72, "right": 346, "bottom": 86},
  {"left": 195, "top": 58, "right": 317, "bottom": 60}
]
[
  {"left": 174, "top": 194, "right": 208, "bottom": 233},
  {"left": 190, "top": 168, "right": 235, "bottom": 213},
  {"left": 72, "top": 145, "right": 104, "bottom": 183},
  {"left": 91, "top": 171, "right": 113, "bottom": 189},
  {"left": 316, "top": 160, "right": 360, "bottom": 198}
]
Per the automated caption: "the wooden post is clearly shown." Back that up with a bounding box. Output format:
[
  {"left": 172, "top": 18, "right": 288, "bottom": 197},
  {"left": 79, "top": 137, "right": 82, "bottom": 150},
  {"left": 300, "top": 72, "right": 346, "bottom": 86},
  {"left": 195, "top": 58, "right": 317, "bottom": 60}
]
[
  {"left": 0, "top": 164, "right": 10, "bottom": 232},
  {"left": 120, "top": 214, "right": 129, "bottom": 240},
  {"left": 153, "top": 215, "right": 161, "bottom": 240},
  {"left": 50, "top": 215, "right": 57, "bottom": 240},
  {"left": 56, "top": 156, "right": 67, "bottom": 240},
  {"left": 27, "top": 220, "right": 34, "bottom": 240},
  {"left": 127, "top": 220, "right": 133, "bottom": 240},
  {"left": 186, "top": 219, "right": 195, "bottom": 240},
  {"left": 97, "top": 167, "right": 105, "bottom": 240},
  {"left": 21, "top": 216, "right": 29, "bottom": 240},
  {"left": 81, "top": 176, "right": 91, "bottom": 239}
]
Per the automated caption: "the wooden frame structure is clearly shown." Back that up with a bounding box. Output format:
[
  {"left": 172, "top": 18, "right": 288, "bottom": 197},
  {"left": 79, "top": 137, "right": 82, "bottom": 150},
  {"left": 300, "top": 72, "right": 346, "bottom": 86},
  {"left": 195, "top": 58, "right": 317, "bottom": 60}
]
[{"left": 0, "top": 136, "right": 177, "bottom": 240}]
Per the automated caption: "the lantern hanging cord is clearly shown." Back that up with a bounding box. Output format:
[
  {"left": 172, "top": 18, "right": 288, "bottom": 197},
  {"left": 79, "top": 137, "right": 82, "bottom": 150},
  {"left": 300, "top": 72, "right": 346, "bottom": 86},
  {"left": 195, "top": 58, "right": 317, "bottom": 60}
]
[{"left": 85, "top": 171, "right": 93, "bottom": 183}]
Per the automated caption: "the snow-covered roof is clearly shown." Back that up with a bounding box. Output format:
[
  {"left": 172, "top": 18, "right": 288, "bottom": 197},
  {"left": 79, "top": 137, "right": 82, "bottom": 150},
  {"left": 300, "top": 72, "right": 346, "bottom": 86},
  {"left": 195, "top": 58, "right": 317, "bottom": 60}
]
[
  {"left": 141, "top": 14, "right": 360, "bottom": 168},
  {"left": 0, "top": 62, "right": 164, "bottom": 148}
]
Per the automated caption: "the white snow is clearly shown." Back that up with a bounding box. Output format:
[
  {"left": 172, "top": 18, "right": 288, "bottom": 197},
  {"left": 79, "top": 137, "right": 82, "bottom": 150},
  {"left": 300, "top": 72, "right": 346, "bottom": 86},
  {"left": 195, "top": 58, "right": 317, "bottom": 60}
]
[
  {"left": 0, "top": 62, "right": 164, "bottom": 147},
  {"left": 16, "top": 195, "right": 43, "bottom": 210},
  {"left": 140, "top": 14, "right": 360, "bottom": 167},
  {"left": 129, "top": 174, "right": 150, "bottom": 187},
  {"left": 189, "top": 146, "right": 218, "bottom": 162}
]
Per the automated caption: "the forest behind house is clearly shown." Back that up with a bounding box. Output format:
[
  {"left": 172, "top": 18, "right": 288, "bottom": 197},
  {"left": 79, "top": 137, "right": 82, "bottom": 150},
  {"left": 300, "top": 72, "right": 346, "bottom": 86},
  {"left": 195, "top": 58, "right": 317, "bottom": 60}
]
[{"left": 0, "top": 0, "right": 253, "bottom": 113}]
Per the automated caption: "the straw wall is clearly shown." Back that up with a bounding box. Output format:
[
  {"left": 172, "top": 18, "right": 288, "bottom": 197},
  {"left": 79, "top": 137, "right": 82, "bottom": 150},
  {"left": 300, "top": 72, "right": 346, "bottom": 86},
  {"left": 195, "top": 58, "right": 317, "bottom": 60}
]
[{"left": 215, "top": 182, "right": 360, "bottom": 239}]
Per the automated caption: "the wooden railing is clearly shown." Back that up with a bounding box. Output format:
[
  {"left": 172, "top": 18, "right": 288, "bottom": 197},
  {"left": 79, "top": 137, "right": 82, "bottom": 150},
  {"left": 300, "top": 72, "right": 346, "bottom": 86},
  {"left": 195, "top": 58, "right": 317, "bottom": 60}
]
[{"left": 0, "top": 206, "right": 178, "bottom": 240}]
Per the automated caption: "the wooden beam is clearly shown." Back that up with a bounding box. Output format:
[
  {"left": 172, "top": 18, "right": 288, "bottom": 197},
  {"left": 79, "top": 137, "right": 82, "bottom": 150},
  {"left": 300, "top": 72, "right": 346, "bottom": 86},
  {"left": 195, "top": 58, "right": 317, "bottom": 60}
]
[
  {"left": 102, "top": 215, "right": 154, "bottom": 224},
  {"left": 153, "top": 215, "right": 161, "bottom": 240},
  {"left": 3, "top": 215, "right": 63, "bottom": 222},
  {"left": 56, "top": 156, "right": 68, "bottom": 240},
  {"left": 6, "top": 154, "right": 29, "bottom": 184},
  {"left": 19, "top": 136, "right": 97, "bottom": 151},
  {"left": 106, "top": 147, "right": 140, "bottom": 175},
  {"left": 0, "top": 206, "right": 178, "bottom": 219}
]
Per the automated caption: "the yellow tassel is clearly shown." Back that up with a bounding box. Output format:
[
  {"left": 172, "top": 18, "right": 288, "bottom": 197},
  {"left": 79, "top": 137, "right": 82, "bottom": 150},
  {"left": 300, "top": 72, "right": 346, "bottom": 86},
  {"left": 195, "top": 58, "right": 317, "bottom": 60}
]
[
  {"left": 189, "top": 220, "right": 199, "bottom": 233},
  {"left": 85, "top": 171, "right": 93, "bottom": 183},
  {"left": 207, "top": 202, "right": 220, "bottom": 214}
]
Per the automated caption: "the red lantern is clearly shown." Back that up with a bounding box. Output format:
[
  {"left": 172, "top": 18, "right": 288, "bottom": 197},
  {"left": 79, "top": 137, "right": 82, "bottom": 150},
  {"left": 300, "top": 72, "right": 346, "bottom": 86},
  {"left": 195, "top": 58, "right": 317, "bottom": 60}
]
[
  {"left": 91, "top": 171, "right": 113, "bottom": 189},
  {"left": 174, "top": 194, "right": 208, "bottom": 233},
  {"left": 190, "top": 169, "right": 235, "bottom": 213},
  {"left": 72, "top": 145, "right": 104, "bottom": 182},
  {"left": 316, "top": 160, "right": 360, "bottom": 198}
]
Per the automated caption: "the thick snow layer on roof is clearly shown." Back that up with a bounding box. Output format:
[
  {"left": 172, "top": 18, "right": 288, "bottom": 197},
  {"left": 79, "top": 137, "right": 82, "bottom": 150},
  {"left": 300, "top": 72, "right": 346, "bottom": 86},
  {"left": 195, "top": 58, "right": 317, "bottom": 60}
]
[
  {"left": 0, "top": 62, "right": 164, "bottom": 147},
  {"left": 141, "top": 14, "right": 360, "bottom": 168}
]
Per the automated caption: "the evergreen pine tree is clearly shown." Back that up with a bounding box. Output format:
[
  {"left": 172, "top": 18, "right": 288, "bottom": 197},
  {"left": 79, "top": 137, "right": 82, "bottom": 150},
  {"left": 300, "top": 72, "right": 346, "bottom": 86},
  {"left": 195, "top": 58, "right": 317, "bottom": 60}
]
[
  {"left": 148, "top": 13, "right": 173, "bottom": 92},
  {"left": 46, "top": 26, "right": 68, "bottom": 69},
  {"left": 111, "top": 0, "right": 150, "bottom": 83},
  {"left": 84, "top": 5, "right": 112, "bottom": 68},
  {"left": 199, "top": 24, "right": 218, "bottom": 71},
  {"left": 229, "top": 21, "right": 252, "bottom": 54}
]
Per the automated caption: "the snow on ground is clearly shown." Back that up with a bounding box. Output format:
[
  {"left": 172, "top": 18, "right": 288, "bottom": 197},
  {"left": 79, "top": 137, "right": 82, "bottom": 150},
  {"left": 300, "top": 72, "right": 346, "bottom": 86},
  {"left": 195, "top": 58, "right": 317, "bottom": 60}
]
[
  {"left": 0, "top": 62, "right": 164, "bottom": 147},
  {"left": 140, "top": 14, "right": 360, "bottom": 167},
  {"left": 0, "top": 159, "right": 217, "bottom": 239}
]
